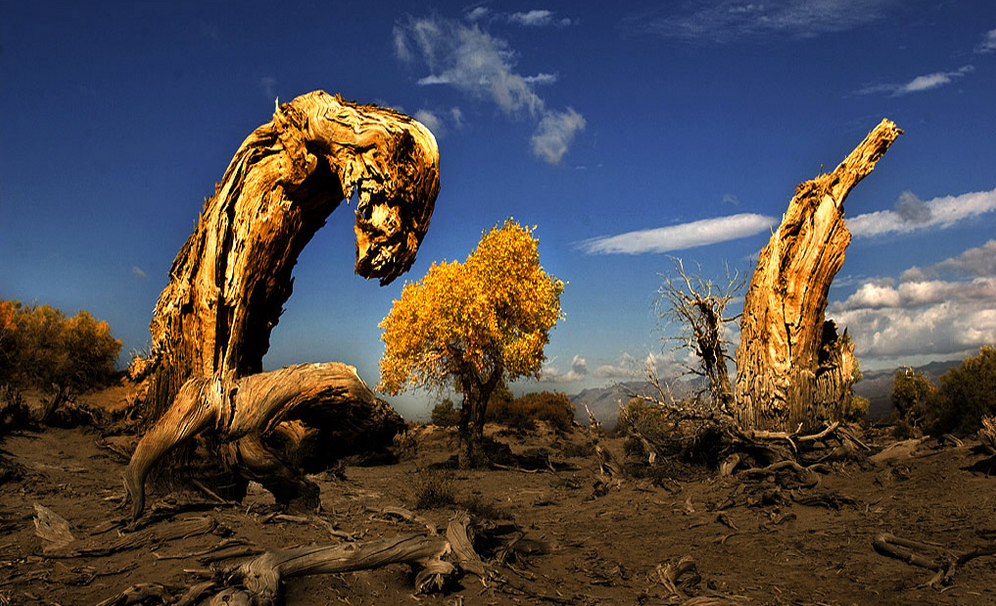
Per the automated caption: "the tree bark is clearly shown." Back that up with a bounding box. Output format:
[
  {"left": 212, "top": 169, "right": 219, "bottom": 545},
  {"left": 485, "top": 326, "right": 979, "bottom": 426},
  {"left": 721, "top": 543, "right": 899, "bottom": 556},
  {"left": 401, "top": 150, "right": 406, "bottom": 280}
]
[
  {"left": 734, "top": 119, "right": 902, "bottom": 431},
  {"left": 127, "top": 90, "right": 438, "bottom": 503},
  {"left": 134, "top": 90, "right": 439, "bottom": 420},
  {"left": 125, "top": 362, "right": 403, "bottom": 520}
]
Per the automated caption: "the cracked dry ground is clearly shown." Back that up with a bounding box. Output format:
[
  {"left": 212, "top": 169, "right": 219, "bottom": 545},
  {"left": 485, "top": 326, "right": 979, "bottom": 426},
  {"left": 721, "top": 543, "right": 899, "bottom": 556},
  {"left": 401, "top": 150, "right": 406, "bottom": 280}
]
[{"left": 1, "top": 422, "right": 994, "bottom": 606}]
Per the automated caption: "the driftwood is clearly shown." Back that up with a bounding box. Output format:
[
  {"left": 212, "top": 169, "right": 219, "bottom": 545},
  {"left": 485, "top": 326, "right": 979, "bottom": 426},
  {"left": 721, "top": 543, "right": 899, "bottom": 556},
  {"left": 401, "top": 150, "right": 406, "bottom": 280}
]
[
  {"left": 873, "top": 532, "right": 996, "bottom": 589},
  {"left": 205, "top": 514, "right": 483, "bottom": 606},
  {"left": 734, "top": 119, "right": 902, "bottom": 431},
  {"left": 125, "top": 362, "right": 401, "bottom": 520},
  {"left": 979, "top": 416, "right": 996, "bottom": 455},
  {"left": 128, "top": 90, "right": 438, "bottom": 500}
]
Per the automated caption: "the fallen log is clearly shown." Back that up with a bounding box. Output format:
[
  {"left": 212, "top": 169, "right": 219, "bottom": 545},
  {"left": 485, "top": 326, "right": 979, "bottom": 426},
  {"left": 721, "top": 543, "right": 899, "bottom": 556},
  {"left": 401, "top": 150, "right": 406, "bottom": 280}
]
[
  {"left": 211, "top": 514, "right": 483, "bottom": 605},
  {"left": 873, "top": 532, "right": 996, "bottom": 589}
]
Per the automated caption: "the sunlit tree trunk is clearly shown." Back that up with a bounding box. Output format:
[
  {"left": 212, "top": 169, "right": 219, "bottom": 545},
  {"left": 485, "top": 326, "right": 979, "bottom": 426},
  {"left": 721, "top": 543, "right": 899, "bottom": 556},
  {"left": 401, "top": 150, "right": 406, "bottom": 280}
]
[
  {"left": 733, "top": 119, "right": 902, "bottom": 431},
  {"left": 127, "top": 91, "right": 439, "bottom": 504}
]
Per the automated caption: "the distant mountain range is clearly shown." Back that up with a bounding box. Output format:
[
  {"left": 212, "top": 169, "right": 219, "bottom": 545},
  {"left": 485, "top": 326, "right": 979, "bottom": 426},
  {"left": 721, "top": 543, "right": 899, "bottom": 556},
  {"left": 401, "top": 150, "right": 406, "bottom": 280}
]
[{"left": 570, "top": 358, "right": 965, "bottom": 427}]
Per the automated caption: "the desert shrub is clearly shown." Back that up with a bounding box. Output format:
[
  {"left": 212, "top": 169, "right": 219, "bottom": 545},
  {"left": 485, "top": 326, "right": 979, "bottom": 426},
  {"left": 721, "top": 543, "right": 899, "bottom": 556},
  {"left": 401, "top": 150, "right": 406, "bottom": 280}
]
[
  {"left": 925, "top": 346, "right": 996, "bottom": 436},
  {"left": 487, "top": 391, "right": 575, "bottom": 432},
  {"left": 891, "top": 368, "right": 938, "bottom": 429},
  {"left": 461, "top": 494, "right": 511, "bottom": 520},
  {"left": 0, "top": 300, "right": 121, "bottom": 398},
  {"left": 409, "top": 468, "right": 456, "bottom": 510},
  {"left": 843, "top": 395, "right": 870, "bottom": 423},
  {"left": 430, "top": 398, "right": 461, "bottom": 427}
]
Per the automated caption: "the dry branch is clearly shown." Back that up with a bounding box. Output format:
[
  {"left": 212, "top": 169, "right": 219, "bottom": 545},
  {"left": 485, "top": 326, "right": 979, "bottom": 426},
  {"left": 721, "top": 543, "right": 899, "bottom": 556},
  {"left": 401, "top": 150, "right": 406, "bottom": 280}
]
[
  {"left": 735, "top": 119, "right": 902, "bottom": 431},
  {"left": 204, "top": 514, "right": 484, "bottom": 605},
  {"left": 873, "top": 532, "right": 996, "bottom": 589}
]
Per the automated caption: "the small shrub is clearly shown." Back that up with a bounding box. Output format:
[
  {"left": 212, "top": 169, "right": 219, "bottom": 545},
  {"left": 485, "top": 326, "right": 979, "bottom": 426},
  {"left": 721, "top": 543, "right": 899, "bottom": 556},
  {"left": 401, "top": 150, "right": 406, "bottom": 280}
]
[
  {"left": 461, "top": 494, "right": 511, "bottom": 520},
  {"left": 487, "top": 391, "right": 575, "bottom": 432},
  {"left": 891, "top": 368, "right": 937, "bottom": 428},
  {"left": 409, "top": 469, "right": 456, "bottom": 510},
  {"left": 843, "top": 395, "right": 870, "bottom": 423},
  {"left": 430, "top": 398, "right": 461, "bottom": 427}
]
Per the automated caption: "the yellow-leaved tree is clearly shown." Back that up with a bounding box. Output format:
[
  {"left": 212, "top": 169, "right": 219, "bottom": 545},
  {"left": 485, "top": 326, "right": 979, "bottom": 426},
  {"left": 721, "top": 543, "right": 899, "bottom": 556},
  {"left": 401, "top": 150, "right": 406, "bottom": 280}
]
[{"left": 378, "top": 220, "right": 564, "bottom": 466}]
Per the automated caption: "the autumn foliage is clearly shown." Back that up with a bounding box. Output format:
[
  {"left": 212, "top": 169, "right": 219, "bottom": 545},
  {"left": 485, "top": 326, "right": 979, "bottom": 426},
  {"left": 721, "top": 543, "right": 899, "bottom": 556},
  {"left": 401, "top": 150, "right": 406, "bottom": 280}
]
[
  {"left": 0, "top": 300, "right": 121, "bottom": 397},
  {"left": 378, "top": 220, "right": 563, "bottom": 465}
]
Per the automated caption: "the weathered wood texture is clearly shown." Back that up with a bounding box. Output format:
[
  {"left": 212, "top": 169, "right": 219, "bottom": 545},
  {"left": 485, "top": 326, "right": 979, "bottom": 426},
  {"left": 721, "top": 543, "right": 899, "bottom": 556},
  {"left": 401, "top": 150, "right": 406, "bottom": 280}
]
[
  {"left": 133, "top": 90, "right": 439, "bottom": 420},
  {"left": 211, "top": 515, "right": 482, "bottom": 605},
  {"left": 125, "top": 362, "right": 403, "bottom": 520},
  {"left": 734, "top": 119, "right": 902, "bottom": 431}
]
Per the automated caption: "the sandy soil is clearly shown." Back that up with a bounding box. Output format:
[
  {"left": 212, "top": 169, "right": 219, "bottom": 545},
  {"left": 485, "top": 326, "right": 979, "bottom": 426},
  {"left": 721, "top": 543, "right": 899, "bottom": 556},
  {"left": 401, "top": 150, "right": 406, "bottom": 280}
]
[{"left": 1, "top": 398, "right": 994, "bottom": 606}]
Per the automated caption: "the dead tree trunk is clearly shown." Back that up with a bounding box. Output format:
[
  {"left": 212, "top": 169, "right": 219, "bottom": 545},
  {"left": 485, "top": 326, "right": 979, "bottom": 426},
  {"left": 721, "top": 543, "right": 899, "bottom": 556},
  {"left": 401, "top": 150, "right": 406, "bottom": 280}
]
[
  {"left": 733, "top": 119, "right": 902, "bottom": 431},
  {"left": 135, "top": 91, "right": 439, "bottom": 417},
  {"left": 128, "top": 91, "right": 439, "bottom": 498}
]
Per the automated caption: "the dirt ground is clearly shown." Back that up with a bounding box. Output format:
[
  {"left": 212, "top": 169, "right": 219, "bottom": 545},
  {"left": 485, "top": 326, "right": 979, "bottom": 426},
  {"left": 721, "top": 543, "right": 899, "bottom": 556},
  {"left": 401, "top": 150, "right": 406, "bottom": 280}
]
[{"left": 1, "top": 392, "right": 995, "bottom": 606}]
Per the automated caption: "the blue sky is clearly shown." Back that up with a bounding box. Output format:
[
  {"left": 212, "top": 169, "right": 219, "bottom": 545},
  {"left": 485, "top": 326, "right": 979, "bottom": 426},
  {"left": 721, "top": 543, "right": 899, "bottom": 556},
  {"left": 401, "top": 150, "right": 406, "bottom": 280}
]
[{"left": 2, "top": 1, "right": 994, "bottom": 419}]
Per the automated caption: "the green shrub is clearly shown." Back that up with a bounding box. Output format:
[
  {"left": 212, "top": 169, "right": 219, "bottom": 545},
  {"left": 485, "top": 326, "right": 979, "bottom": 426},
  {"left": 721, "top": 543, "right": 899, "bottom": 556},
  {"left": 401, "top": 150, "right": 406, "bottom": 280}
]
[
  {"left": 891, "top": 368, "right": 937, "bottom": 428},
  {"left": 430, "top": 398, "right": 462, "bottom": 427},
  {"left": 926, "top": 346, "right": 996, "bottom": 436}
]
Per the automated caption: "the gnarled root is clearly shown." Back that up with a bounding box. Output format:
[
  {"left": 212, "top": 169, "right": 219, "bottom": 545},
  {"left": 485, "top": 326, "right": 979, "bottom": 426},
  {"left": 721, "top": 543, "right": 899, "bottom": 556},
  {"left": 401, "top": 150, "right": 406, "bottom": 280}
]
[{"left": 124, "top": 377, "right": 221, "bottom": 520}]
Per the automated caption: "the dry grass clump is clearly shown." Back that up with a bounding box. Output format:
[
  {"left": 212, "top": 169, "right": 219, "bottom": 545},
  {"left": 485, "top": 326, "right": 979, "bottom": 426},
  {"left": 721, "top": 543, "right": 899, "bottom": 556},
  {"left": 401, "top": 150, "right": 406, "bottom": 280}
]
[{"left": 409, "top": 468, "right": 456, "bottom": 510}]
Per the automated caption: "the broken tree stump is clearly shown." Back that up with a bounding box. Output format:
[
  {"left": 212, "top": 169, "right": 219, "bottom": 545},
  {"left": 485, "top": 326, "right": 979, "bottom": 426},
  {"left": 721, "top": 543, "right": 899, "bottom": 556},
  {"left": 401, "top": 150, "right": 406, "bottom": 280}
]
[{"left": 734, "top": 119, "right": 902, "bottom": 431}]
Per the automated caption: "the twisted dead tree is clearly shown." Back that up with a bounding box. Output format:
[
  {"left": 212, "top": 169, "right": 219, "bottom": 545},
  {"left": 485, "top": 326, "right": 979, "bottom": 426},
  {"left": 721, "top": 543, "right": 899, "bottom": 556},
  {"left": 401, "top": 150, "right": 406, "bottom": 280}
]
[
  {"left": 656, "top": 257, "right": 745, "bottom": 410},
  {"left": 126, "top": 91, "right": 439, "bottom": 516},
  {"left": 734, "top": 119, "right": 902, "bottom": 431}
]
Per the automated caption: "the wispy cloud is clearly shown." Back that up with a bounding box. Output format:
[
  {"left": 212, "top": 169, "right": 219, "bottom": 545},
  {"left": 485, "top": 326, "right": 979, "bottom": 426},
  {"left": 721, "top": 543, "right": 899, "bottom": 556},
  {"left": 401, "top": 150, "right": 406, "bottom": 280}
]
[
  {"left": 531, "top": 108, "right": 586, "bottom": 165},
  {"left": 467, "top": 7, "right": 574, "bottom": 28},
  {"left": 540, "top": 354, "right": 590, "bottom": 382},
  {"left": 509, "top": 10, "right": 574, "bottom": 28},
  {"left": 976, "top": 28, "right": 996, "bottom": 53},
  {"left": 855, "top": 65, "right": 974, "bottom": 96},
  {"left": 394, "top": 15, "right": 584, "bottom": 164},
  {"left": 131, "top": 266, "right": 148, "bottom": 280},
  {"left": 414, "top": 109, "right": 444, "bottom": 137},
  {"left": 621, "top": 0, "right": 899, "bottom": 43},
  {"left": 847, "top": 188, "right": 996, "bottom": 238},
  {"left": 579, "top": 213, "right": 776, "bottom": 255},
  {"left": 260, "top": 76, "right": 277, "bottom": 98},
  {"left": 902, "top": 240, "right": 996, "bottom": 282}
]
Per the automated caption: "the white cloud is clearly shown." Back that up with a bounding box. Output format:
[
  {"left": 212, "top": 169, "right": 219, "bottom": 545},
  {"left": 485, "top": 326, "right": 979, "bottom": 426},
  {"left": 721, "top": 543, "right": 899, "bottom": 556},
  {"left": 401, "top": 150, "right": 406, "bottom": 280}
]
[
  {"left": 902, "top": 240, "right": 996, "bottom": 282},
  {"left": 579, "top": 213, "right": 776, "bottom": 255},
  {"left": 465, "top": 6, "right": 489, "bottom": 22},
  {"left": 622, "top": 0, "right": 899, "bottom": 42},
  {"left": 540, "top": 354, "right": 590, "bottom": 382},
  {"left": 131, "top": 266, "right": 148, "bottom": 280},
  {"left": 394, "top": 15, "right": 584, "bottom": 163},
  {"left": 721, "top": 193, "right": 740, "bottom": 206},
  {"left": 976, "top": 28, "right": 996, "bottom": 53},
  {"left": 855, "top": 65, "right": 974, "bottom": 96},
  {"left": 830, "top": 241, "right": 996, "bottom": 363},
  {"left": 509, "top": 10, "right": 555, "bottom": 27},
  {"left": 414, "top": 109, "right": 444, "bottom": 137},
  {"left": 530, "top": 108, "right": 586, "bottom": 164},
  {"left": 847, "top": 188, "right": 996, "bottom": 238}
]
